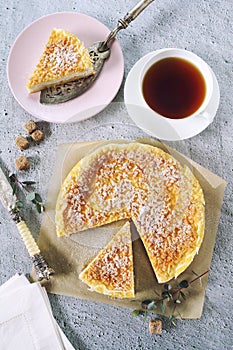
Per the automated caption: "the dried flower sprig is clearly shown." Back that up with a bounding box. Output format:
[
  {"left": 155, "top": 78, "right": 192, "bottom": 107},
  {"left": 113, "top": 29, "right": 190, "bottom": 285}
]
[
  {"left": 132, "top": 269, "right": 210, "bottom": 327},
  {"left": 7, "top": 172, "right": 45, "bottom": 213}
]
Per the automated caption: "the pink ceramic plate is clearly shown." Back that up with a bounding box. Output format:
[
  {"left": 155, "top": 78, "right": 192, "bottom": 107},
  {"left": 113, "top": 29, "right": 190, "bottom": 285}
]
[{"left": 7, "top": 12, "right": 124, "bottom": 123}]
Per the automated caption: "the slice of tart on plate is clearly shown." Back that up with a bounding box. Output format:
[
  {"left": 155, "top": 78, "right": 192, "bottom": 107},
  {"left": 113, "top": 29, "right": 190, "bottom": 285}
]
[
  {"left": 27, "top": 28, "right": 94, "bottom": 93},
  {"left": 79, "top": 221, "right": 135, "bottom": 298}
]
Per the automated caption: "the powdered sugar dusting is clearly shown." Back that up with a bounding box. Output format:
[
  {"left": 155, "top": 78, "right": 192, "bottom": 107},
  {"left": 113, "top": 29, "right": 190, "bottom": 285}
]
[
  {"left": 58, "top": 143, "right": 204, "bottom": 280},
  {"left": 83, "top": 225, "right": 133, "bottom": 291},
  {"left": 27, "top": 29, "right": 92, "bottom": 87},
  {"left": 43, "top": 40, "right": 79, "bottom": 76}
]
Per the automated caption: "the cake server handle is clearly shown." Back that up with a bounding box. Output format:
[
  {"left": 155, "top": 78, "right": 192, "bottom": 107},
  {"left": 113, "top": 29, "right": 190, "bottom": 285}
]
[
  {"left": 99, "top": 0, "right": 155, "bottom": 52},
  {"left": 11, "top": 211, "right": 54, "bottom": 281}
]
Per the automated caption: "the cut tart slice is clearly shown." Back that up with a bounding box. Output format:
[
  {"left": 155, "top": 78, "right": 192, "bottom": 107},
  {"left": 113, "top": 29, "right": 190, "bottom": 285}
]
[
  {"left": 79, "top": 221, "right": 135, "bottom": 298},
  {"left": 27, "top": 28, "right": 94, "bottom": 93}
]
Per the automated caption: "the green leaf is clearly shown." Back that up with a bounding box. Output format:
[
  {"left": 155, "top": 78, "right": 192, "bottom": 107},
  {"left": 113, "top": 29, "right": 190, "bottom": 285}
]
[
  {"left": 174, "top": 299, "right": 181, "bottom": 304},
  {"left": 132, "top": 309, "right": 140, "bottom": 317},
  {"left": 36, "top": 202, "right": 42, "bottom": 213},
  {"left": 16, "top": 200, "right": 23, "bottom": 209},
  {"left": 169, "top": 315, "right": 177, "bottom": 326},
  {"left": 179, "top": 280, "right": 189, "bottom": 288},
  {"left": 35, "top": 193, "right": 42, "bottom": 203},
  {"left": 12, "top": 183, "right": 17, "bottom": 196},
  {"left": 164, "top": 283, "right": 172, "bottom": 291},
  {"left": 22, "top": 181, "right": 36, "bottom": 186},
  {"left": 161, "top": 291, "right": 171, "bottom": 300},
  {"left": 26, "top": 192, "right": 36, "bottom": 201},
  {"left": 180, "top": 291, "right": 186, "bottom": 300},
  {"left": 160, "top": 300, "right": 165, "bottom": 314},
  {"left": 9, "top": 173, "right": 16, "bottom": 182},
  {"left": 147, "top": 301, "right": 157, "bottom": 310},
  {"left": 142, "top": 299, "right": 153, "bottom": 309}
]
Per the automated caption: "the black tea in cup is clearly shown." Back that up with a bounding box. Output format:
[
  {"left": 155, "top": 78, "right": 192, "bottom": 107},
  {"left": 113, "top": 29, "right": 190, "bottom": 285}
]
[{"left": 142, "top": 57, "right": 206, "bottom": 119}]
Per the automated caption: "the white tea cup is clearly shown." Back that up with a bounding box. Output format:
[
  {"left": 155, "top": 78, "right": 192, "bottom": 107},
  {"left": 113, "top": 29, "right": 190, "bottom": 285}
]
[
  {"left": 124, "top": 48, "right": 220, "bottom": 141},
  {"left": 139, "top": 48, "right": 213, "bottom": 121}
]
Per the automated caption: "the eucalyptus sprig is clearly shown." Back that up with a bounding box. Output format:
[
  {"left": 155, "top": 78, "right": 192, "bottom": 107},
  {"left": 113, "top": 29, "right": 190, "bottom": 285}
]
[
  {"left": 132, "top": 269, "right": 210, "bottom": 327},
  {"left": 7, "top": 171, "right": 44, "bottom": 214},
  {"left": 26, "top": 192, "right": 44, "bottom": 213},
  {"left": 12, "top": 200, "right": 24, "bottom": 213}
]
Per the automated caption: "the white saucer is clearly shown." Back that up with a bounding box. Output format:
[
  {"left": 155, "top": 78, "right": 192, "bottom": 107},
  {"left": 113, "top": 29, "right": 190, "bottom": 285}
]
[{"left": 124, "top": 51, "right": 220, "bottom": 141}]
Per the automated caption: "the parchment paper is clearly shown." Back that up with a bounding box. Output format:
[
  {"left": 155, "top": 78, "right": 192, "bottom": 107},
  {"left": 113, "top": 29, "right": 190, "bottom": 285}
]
[{"left": 33, "top": 139, "right": 226, "bottom": 318}]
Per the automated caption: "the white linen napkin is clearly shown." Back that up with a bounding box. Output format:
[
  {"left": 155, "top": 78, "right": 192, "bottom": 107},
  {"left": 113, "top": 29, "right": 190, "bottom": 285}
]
[{"left": 0, "top": 274, "right": 76, "bottom": 350}]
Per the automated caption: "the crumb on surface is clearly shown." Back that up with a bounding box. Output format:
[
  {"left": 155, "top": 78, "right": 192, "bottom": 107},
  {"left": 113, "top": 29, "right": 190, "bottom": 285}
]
[
  {"left": 15, "top": 155, "right": 30, "bottom": 171},
  {"left": 31, "top": 129, "right": 44, "bottom": 142},
  {"left": 24, "top": 120, "right": 38, "bottom": 134},
  {"left": 14, "top": 135, "right": 29, "bottom": 150},
  {"left": 149, "top": 319, "right": 162, "bottom": 334}
]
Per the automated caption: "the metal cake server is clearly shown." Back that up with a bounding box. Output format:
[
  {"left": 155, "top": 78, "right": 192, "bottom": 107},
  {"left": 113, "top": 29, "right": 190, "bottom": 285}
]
[
  {"left": 0, "top": 167, "right": 54, "bottom": 281},
  {"left": 40, "top": 0, "right": 155, "bottom": 104}
]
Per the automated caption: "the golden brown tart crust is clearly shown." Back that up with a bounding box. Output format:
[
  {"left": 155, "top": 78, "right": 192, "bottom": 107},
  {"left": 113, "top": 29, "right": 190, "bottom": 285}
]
[{"left": 56, "top": 142, "right": 205, "bottom": 283}]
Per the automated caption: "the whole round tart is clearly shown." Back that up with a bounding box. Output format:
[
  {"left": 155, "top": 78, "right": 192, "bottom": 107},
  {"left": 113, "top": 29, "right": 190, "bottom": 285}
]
[{"left": 55, "top": 142, "right": 205, "bottom": 284}]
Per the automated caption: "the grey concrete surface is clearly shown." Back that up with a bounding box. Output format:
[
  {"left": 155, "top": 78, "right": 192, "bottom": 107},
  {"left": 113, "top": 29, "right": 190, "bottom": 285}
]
[{"left": 0, "top": 0, "right": 232, "bottom": 349}]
